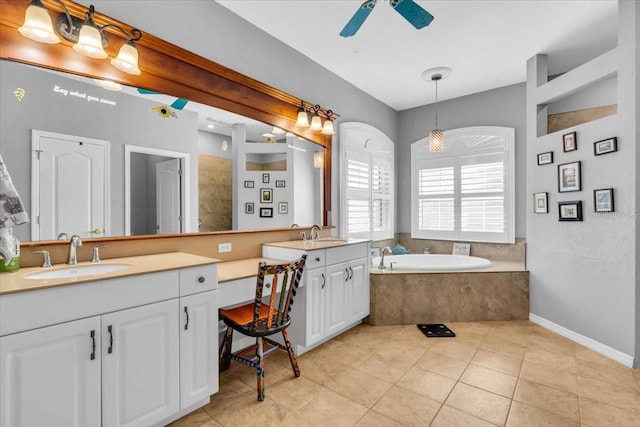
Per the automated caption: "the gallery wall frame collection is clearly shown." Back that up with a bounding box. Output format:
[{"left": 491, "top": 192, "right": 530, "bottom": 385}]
[
  {"left": 534, "top": 131, "right": 618, "bottom": 221},
  {"left": 243, "top": 175, "right": 289, "bottom": 216}
]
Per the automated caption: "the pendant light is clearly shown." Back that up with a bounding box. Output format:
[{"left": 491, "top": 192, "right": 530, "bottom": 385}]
[
  {"left": 295, "top": 100, "right": 310, "bottom": 128},
  {"left": 310, "top": 105, "right": 323, "bottom": 131},
  {"left": 321, "top": 110, "right": 335, "bottom": 135},
  {"left": 18, "top": 0, "right": 60, "bottom": 44},
  {"left": 422, "top": 67, "right": 452, "bottom": 152}
]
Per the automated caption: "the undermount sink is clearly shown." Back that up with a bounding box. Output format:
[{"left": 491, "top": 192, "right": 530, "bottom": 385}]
[{"left": 24, "top": 263, "right": 132, "bottom": 280}]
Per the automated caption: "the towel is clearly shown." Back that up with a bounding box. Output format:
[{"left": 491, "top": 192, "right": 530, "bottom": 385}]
[
  {"left": 0, "top": 154, "right": 29, "bottom": 229},
  {"left": 0, "top": 154, "right": 29, "bottom": 263}
]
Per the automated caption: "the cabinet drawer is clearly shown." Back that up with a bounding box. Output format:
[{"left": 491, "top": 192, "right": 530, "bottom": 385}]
[
  {"left": 305, "top": 250, "right": 325, "bottom": 269},
  {"left": 325, "top": 243, "right": 369, "bottom": 265},
  {"left": 179, "top": 264, "right": 218, "bottom": 296}
]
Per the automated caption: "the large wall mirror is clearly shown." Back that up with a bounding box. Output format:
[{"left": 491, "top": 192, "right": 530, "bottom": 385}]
[{"left": 0, "top": 0, "right": 332, "bottom": 243}]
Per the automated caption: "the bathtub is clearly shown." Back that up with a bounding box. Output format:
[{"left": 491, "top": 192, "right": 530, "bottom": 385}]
[{"left": 371, "top": 254, "right": 492, "bottom": 271}]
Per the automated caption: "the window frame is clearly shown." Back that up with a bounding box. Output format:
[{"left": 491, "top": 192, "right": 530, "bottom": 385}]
[
  {"left": 340, "top": 122, "right": 395, "bottom": 241},
  {"left": 411, "top": 126, "right": 515, "bottom": 244}
]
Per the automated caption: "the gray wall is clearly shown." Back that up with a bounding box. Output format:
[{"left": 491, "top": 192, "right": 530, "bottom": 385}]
[
  {"left": 526, "top": 0, "right": 638, "bottom": 367},
  {"left": 79, "top": 0, "right": 399, "bottom": 229},
  {"left": 397, "top": 83, "right": 527, "bottom": 238},
  {"left": 0, "top": 60, "right": 199, "bottom": 241}
]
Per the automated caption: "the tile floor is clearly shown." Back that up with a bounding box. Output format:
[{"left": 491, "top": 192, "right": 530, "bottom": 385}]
[{"left": 170, "top": 321, "right": 640, "bottom": 427}]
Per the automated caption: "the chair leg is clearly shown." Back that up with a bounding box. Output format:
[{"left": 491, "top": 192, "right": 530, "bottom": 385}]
[
  {"left": 256, "top": 337, "right": 265, "bottom": 401},
  {"left": 219, "top": 326, "right": 233, "bottom": 372},
  {"left": 281, "top": 329, "right": 300, "bottom": 377}
]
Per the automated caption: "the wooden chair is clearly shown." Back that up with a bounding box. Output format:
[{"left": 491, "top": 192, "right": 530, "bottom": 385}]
[{"left": 218, "top": 255, "right": 307, "bottom": 401}]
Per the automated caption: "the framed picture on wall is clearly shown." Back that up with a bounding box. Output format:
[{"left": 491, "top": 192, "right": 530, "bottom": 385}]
[
  {"left": 245, "top": 202, "right": 254, "bottom": 214},
  {"left": 243, "top": 180, "right": 254, "bottom": 188},
  {"left": 558, "top": 161, "right": 581, "bottom": 193},
  {"left": 558, "top": 201, "right": 583, "bottom": 221},
  {"left": 275, "top": 180, "right": 286, "bottom": 188},
  {"left": 259, "top": 207, "right": 273, "bottom": 218},
  {"left": 593, "top": 137, "right": 618, "bottom": 156},
  {"left": 262, "top": 173, "right": 270, "bottom": 183},
  {"left": 594, "top": 188, "right": 614, "bottom": 212},
  {"left": 278, "top": 201, "right": 288, "bottom": 214},
  {"left": 260, "top": 188, "right": 273, "bottom": 203},
  {"left": 563, "top": 131, "right": 577, "bottom": 152},
  {"left": 533, "top": 192, "right": 548, "bottom": 214},
  {"left": 537, "top": 151, "right": 553, "bottom": 165}
]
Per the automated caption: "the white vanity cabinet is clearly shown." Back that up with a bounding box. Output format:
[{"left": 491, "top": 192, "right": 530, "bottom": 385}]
[
  {"left": 262, "top": 241, "right": 369, "bottom": 355},
  {"left": 0, "top": 259, "right": 218, "bottom": 427}
]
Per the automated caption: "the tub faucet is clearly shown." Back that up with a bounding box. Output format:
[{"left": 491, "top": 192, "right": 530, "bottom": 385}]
[
  {"left": 378, "top": 246, "right": 392, "bottom": 269},
  {"left": 309, "top": 224, "right": 321, "bottom": 240},
  {"left": 67, "top": 235, "right": 83, "bottom": 265}
]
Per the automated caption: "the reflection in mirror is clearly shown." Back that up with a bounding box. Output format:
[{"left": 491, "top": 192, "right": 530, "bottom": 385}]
[
  {"left": 245, "top": 153, "right": 287, "bottom": 171},
  {"left": 0, "top": 59, "right": 324, "bottom": 242}
]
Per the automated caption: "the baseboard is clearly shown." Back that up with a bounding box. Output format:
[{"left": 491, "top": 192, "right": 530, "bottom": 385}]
[{"left": 529, "top": 313, "right": 634, "bottom": 368}]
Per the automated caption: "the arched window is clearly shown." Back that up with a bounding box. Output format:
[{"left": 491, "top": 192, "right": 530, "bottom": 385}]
[
  {"left": 411, "top": 126, "right": 515, "bottom": 243},
  {"left": 340, "top": 122, "right": 394, "bottom": 240}
]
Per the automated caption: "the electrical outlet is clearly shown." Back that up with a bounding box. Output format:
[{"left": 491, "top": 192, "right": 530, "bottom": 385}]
[{"left": 218, "top": 242, "right": 232, "bottom": 253}]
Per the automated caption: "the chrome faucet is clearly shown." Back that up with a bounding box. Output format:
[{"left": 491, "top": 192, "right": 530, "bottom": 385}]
[
  {"left": 57, "top": 232, "right": 69, "bottom": 240},
  {"left": 309, "top": 224, "right": 321, "bottom": 240},
  {"left": 378, "top": 246, "right": 392, "bottom": 269},
  {"left": 67, "top": 235, "right": 83, "bottom": 265}
]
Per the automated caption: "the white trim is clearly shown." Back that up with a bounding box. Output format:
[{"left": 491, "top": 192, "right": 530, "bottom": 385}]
[
  {"left": 124, "top": 145, "right": 191, "bottom": 235},
  {"left": 529, "top": 313, "right": 634, "bottom": 368}
]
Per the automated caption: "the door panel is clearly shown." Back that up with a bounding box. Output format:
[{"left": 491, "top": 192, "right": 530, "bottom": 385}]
[
  {"left": 325, "top": 262, "right": 349, "bottom": 336},
  {"left": 156, "top": 159, "right": 181, "bottom": 234},
  {"left": 0, "top": 317, "right": 101, "bottom": 427}
]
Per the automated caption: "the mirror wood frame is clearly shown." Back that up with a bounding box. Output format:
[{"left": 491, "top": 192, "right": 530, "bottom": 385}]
[{"left": 0, "top": 0, "right": 333, "bottom": 245}]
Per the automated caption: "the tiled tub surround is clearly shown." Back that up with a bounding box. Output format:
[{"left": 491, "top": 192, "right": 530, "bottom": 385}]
[{"left": 367, "top": 236, "right": 528, "bottom": 326}]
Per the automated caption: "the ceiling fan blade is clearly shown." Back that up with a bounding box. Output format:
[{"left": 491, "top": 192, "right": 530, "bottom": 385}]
[
  {"left": 137, "top": 88, "right": 158, "bottom": 95},
  {"left": 170, "top": 98, "right": 189, "bottom": 110},
  {"left": 339, "top": 0, "right": 378, "bottom": 37},
  {"left": 390, "top": 0, "right": 434, "bottom": 30}
]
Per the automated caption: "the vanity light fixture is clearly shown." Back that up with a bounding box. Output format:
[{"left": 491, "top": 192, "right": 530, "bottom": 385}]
[
  {"left": 295, "top": 100, "right": 310, "bottom": 128},
  {"left": 422, "top": 67, "right": 452, "bottom": 152},
  {"left": 321, "top": 110, "right": 335, "bottom": 135},
  {"left": 313, "top": 151, "right": 323, "bottom": 168},
  {"left": 310, "top": 105, "right": 323, "bottom": 131},
  {"left": 18, "top": 0, "right": 143, "bottom": 75},
  {"left": 271, "top": 126, "right": 286, "bottom": 135}
]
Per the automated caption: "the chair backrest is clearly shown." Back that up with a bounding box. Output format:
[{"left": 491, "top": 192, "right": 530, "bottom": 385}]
[{"left": 252, "top": 254, "right": 307, "bottom": 331}]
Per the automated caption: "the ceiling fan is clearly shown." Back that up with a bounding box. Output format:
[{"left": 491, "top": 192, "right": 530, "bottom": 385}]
[
  {"left": 136, "top": 88, "right": 189, "bottom": 110},
  {"left": 340, "top": 0, "right": 434, "bottom": 37}
]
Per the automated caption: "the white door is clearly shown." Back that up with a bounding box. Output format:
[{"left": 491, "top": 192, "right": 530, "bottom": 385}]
[
  {"left": 156, "top": 159, "right": 182, "bottom": 234},
  {"left": 101, "top": 300, "right": 179, "bottom": 427},
  {"left": 32, "top": 131, "right": 109, "bottom": 240},
  {"left": 325, "top": 262, "right": 349, "bottom": 336},
  {"left": 347, "top": 259, "right": 369, "bottom": 323},
  {"left": 0, "top": 317, "right": 101, "bottom": 427},
  {"left": 179, "top": 291, "right": 218, "bottom": 409},
  {"left": 304, "top": 268, "right": 326, "bottom": 347}
]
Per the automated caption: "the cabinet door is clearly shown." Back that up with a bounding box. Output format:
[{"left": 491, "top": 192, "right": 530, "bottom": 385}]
[
  {"left": 325, "top": 261, "right": 349, "bottom": 336},
  {"left": 347, "top": 258, "right": 369, "bottom": 323},
  {"left": 0, "top": 317, "right": 101, "bottom": 427},
  {"left": 304, "top": 268, "right": 326, "bottom": 346},
  {"left": 180, "top": 291, "right": 218, "bottom": 409},
  {"left": 102, "top": 300, "right": 179, "bottom": 427}
]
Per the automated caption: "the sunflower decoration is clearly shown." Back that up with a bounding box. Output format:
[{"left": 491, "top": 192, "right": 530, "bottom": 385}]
[{"left": 151, "top": 105, "right": 177, "bottom": 119}]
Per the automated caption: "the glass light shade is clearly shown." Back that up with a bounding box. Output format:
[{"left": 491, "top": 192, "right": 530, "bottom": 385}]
[
  {"left": 296, "top": 109, "right": 310, "bottom": 127},
  {"left": 313, "top": 151, "right": 323, "bottom": 168},
  {"left": 321, "top": 119, "right": 335, "bottom": 135},
  {"left": 310, "top": 114, "right": 323, "bottom": 131},
  {"left": 271, "top": 126, "right": 285, "bottom": 135},
  {"left": 73, "top": 24, "right": 108, "bottom": 58},
  {"left": 429, "top": 129, "right": 444, "bottom": 152},
  {"left": 18, "top": 3, "right": 60, "bottom": 44},
  {"left": 93, "top": 79, "right": 122, "bottom": 91},
  {"left": 111, "top": 42, "right": 141, "bottom": 75}
]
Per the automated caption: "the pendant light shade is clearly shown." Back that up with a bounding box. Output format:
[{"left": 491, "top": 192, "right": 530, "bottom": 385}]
[
  {"left": 73, "top": 23, "right": 107, "bottom": 58},
  {"left": 321, "top": 109, "right": 335, "bottom": 135},
  {"left": 422, "top": 67, "right": 452, "bottom": 153},
  {"left": 310, "top": 113, "right": 323, "bottom": 131},
  {"left": 295, "top": 101, "right": 310, "bottom": 128},
  {"left": 18, "top": 0, "right": 60, "bottom": 44},
  {"left": 111, "top": 41, "right": 141, "bottom": 75}
]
